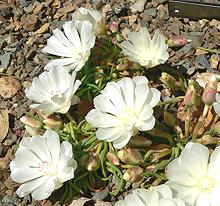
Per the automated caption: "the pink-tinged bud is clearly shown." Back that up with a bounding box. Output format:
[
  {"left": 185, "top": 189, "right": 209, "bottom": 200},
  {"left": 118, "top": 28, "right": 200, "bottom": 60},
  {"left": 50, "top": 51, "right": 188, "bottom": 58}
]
[
  {"left": 123, "top": 166, "right": 143, "bottom": 183},
  {"left": 160, "top": 72, "right": 177, "bottom": 90},
  {"left": 43, "top": 116, "right": 63, "bottom": 129},
  {"left": 106, "top": 152, "right": 120, "bottom": 165},
  {"left": 202, "top": 75, "right": 218, "bottom": 105},
  {"left": 183, "top": 84, "right": 201, "bottom": 107},
  {"left": 167, "top": 36, "right": 188, "bottom": 47},
  {"left": 117, "top": 148, "right": 143, "bottom": 165},
  {"left": 86, "top": 156, "right": 100, "bottom": 172},
  {"left": 129, "top": 135, "right": 152, "bottom": 148},
  {"left": 20, "top": 116, "right": 43, "bottom": 128},
  {"left": 109, "top": 21, "right": 118, "bottom": 33}
]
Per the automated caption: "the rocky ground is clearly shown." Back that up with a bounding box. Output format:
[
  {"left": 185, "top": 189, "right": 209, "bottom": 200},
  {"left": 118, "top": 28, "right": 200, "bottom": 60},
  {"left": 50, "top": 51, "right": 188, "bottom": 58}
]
[{"left": 0, "top": 0, "right": 220, "bottom": 205}]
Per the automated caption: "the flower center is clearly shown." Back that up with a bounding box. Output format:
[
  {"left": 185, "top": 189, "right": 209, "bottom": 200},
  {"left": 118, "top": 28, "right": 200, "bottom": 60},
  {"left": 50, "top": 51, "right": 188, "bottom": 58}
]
[
  {"left": 38, "top": 161, "right": 57, "bottom": 176},
  {"left": 198, "top": 177, "right": 216, "bottom": 193},
  {"left": 119, "top": 108, "right": 137, "bottom": 128}
]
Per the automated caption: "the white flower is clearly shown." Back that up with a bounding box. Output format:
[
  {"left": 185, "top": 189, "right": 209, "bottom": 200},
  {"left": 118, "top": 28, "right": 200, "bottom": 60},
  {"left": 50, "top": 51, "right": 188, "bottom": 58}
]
[
  {"left": 72, "top": 7, "right": 106, "bottom": 36},
  {"left": 10, "top": 130, "right": 77, "bottom": 200},
  {"left": 167, "top": 142, "right": 220, "bottom": 206},
  {"left": 42, "top": 20, "right": 95, "bottom": 71},
  {"left": 121, "top": 27, "right": 169, "bottom": 68},
  {"left": 85, "top": 76, "right": 160, "bottom": 149},
  {"left": 25, "top": 66, "right": 81, "bottom": 116},
  {"left": 115, "top": 184, "right": 185, "bottom": 206}
]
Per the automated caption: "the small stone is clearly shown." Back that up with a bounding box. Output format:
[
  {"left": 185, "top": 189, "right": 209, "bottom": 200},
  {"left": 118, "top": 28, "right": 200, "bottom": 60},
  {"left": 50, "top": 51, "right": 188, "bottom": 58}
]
[
  {"left": 0, "top": 77, "right": 22, "bottom": 99},
  {"left": 195, "top": 55, "right": 211, "bottom": 70},
  {"left": 209, "top": 54, "right": 219, "bottom": 69},
  {"left": 0, "top": 53, "right": 11, "bottom": 71},
  {"left": 21, "top": 14, "right": 38, "bottom": 31},
  {"left": 0, "top": 109, "right": 9, "bottom": 143},
  {"left": 130, "top": 0, "right": 147, "bottom": 13},
  {"left": 33, "top": 2, "right": 44, "bottom": 14},
  {"left": 19, "top": 0, "right": 28, "bottom": 7},
  {"left": 144, "top": 8, "right": 157, "bottom": 17}
]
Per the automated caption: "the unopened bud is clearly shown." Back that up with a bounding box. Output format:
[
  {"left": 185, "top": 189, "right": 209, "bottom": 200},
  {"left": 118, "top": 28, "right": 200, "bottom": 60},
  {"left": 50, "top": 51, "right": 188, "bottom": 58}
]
[
  {"left": 123, "top": 166, "right": 143, "bottom": 183},
  {"left": 109, "top": 21, "right": 118, "bottom": 33},
  {"left": 151, "top": 148, "right": 172, "bottom": 162},
  {"left": 198, "top": 134, "right": 218, "bottom": 145},
  {"left": 167, "top": 36, "right": 188, "bottom": 47},
  {"left": 20, "top": 116, "right": 43, "bottom": 128},
  {"left": 129, "top": 135, "right": 152, "bottom": 148},
  {"left": 183, "top": 85, "right": 201, "bottom": 107},
  {"left": 160, "top": 72, "right": 176, "bottom": 89},
  {"left": 43, "top": 116, "right": 63, "bottom": 129},
  {"left": 106, "top": 152, "right": 120, "bottom": 165},
  {"left": 79, "top": 153, "right": 90, "bottom": 167},
  {"left": 116, "top": 59, "right": 129, "bottom": 71},
  {"left": 86, "top": 156, "right": 100, "bottom": 172},
  {"left": 164, "top": 111, "right": 176, "bottom": 128},
  {"left": 117, "top": 148, "right": 143, "bottom": 165},
  {"left": 202, "top": 75, "right": 218, "bottom": 105}
]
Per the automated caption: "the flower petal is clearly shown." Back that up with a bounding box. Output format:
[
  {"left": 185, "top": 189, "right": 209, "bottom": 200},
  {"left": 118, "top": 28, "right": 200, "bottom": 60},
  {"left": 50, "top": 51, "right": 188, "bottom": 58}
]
[
  {"left": 31, "top": 178, "right": 55, "bottom": 200},
  {"left": 16, "top": 176, "right": 49, "bottom": 198}
]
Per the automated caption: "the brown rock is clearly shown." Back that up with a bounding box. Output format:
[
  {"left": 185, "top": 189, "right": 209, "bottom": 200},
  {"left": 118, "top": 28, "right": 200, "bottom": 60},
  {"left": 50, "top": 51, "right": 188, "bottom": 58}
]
[
  {"left": 0, "top": 109, "right": 9, "bottom": 142},
  {"left": 209, "top": 54, "right": 219, "bottom": 69},
  {"left": 21, "top": 14, "right": 38, "bottom": 31},
  {"left": 0, "top": 77, "right": 22, "bottom": 99}
]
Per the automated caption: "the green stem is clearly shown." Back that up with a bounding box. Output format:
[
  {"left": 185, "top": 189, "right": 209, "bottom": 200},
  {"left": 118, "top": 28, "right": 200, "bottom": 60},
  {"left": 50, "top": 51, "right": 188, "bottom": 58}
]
[
  {"left": 197, "top": 47, "right": 220, "bottom": 55},
  {"left": 157, "top": 96, "right": 184, "bottom": 107}
]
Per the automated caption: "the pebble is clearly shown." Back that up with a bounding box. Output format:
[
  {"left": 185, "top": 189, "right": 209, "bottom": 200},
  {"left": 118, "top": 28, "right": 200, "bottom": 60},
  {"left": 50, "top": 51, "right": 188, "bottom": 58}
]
[
  {"left": 130, "top": 0, "right": 147, "bottom": 13},
  {"left": 0, "top": 53, "right": 11, "bottom": 71},
  {"left": 144, "top": 8, "right": 157, "bottom": 17}
]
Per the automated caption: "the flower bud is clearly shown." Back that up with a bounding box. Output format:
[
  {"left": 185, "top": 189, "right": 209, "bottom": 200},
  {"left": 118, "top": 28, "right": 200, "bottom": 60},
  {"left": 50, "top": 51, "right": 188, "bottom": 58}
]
[
  {"left": 43, "top": 116, "right": 63, "bottom": 129},
  {"left": 106, "top": 152, "right": 120, "bottom": 165},
  {"left": 183, "top": 84, "right": 201, "bottom": 107},
  {"left": 202, "top": 75, "right": 218, "bottom": 105},
  {"left": 79, "top": 153, "right": 90, "bottom": 167},
  {"left": 167, "top": 36, "right": 188, "bottom": 47},
  {"left": 160, "top": 72, "right": 176, "bottom": 89},
  {"left": 123, "top": 166, "right": 143, "bottom": 183},
  {"left": 128, "top": 135, "right": 152, "bottom": 148},
  {"left": 20, "top": 116, "right": 43, "bottom": 128},
  {"left": 117, "top": 148, "right": 143, "bottom": 165},
  {"left": 197, "top": 134, "right": 218, "bottom": 145},
  {"left": 116, "top": 59, "right": 129, "bottom": 71},
  {"left": 86, "top": 156, "right": 100, "bottom": 172},
  {"left": 151, "top": 148, "right": 172, "bottom": 162},
  {"left": 163, "top": 111, "right": 176, "bottom": 128},
  {"left": 109, "top": 21, "right": 118, "bottom": 33}
]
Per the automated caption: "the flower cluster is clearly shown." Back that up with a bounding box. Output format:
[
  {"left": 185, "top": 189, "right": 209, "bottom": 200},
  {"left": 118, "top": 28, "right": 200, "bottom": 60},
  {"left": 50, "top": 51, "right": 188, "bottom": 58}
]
[{"left": 10, "top": 3, "right": 220, "bottom": 206}]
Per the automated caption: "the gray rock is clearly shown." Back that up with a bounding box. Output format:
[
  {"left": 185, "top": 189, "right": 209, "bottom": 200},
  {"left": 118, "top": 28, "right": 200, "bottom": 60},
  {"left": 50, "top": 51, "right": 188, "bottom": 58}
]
[
  {"left": 0, "top": 53, "right": 11, "bottom": 70},
  {"left": 144, "top": 8, "right": 157, "bottom": 17}
]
